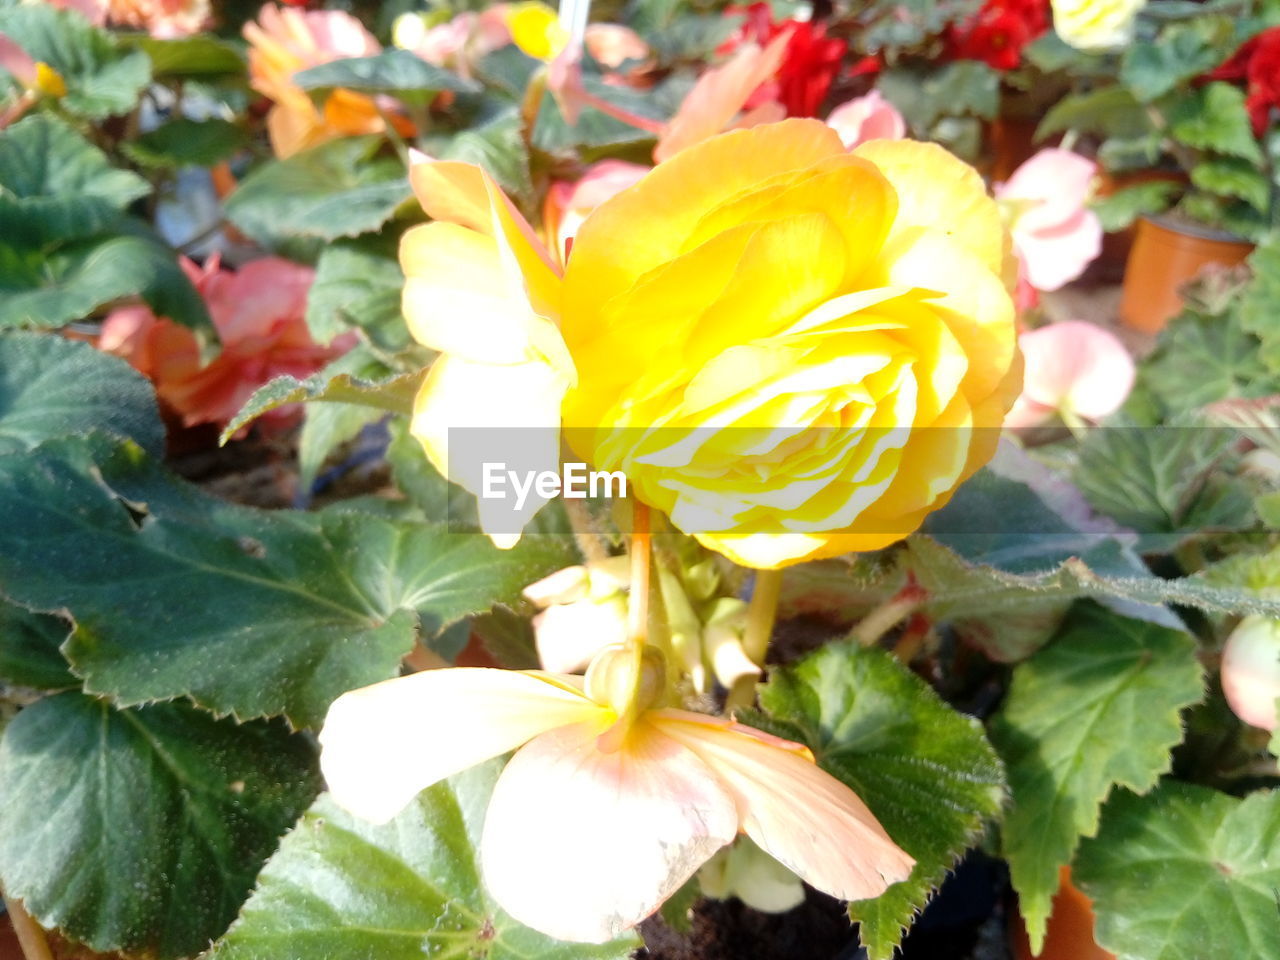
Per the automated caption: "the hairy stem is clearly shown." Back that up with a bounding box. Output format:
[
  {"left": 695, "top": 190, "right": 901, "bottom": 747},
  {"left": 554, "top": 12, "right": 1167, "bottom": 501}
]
[{"left": 5, "top": 898, "right": 54, "bottom": 960}]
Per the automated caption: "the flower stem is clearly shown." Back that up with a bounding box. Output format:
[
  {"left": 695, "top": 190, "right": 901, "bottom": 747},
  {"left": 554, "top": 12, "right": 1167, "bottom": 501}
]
[
  {"left": 622, "top": 501, "right": 651, "bottom": 725},
  {"left": 850, "top": 586, "right": 926, "bottom": 647},
  {"left": 723, "top": 569, "right": 783, "bottom": 714},
  {"left": 5, "top": 897, "right": 54, "bottom": 960}
]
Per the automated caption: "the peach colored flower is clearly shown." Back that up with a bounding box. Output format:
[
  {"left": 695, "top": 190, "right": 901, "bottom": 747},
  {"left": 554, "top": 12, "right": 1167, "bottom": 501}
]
[
  {"left": 100, "top": 256, "right": 346, "bottom": 432},
  {"left": 45, "top": 0, "right": 108, "bottom": 26},
  {"left": 584, "top": 22, "right": 648, "bottom": 69},
  {"left": 319, "top": 651, "right": 913, "bottom": 942},
  {"left": 1003, "top": 321, "right": 1134, "bottom": 429},
  {"left": 244, "top": 5, "right": 393, "bottom": 158},
  {"left": 826, "top": 90, "right": 906, "bottom": 149},
  {"left": 544, "top": 159, "right": 650, "bottom": 264},
  {"left": 394, "top": 6, "right": 512, "bottom": 78},
  {"left": 107, "top": 0, "right": 209, "bottom": 37},
  {"left": 996, "top": 148, "right": 1102, "bottom": 292}
]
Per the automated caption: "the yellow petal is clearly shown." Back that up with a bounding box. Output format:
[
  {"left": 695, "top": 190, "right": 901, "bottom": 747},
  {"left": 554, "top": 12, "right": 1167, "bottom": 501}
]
[
  {"left": 852, "top": 138, "right": 1007, "bottom": 277},
  {"left": 506, "top": 1, "right": 568, "bottom": 60},
  {"left": 319, "top": 668, "right": 603, "bottom": 824},
  {"left": 480, "top": 718, "right": 739, "bottom": 942},
  {"left": 653, "top": 711, "right": 915, "bottom": 900},
  {"left": 410, "top": 353, "right": 569, "bottom": 547},
  {"left": 565, "top": 119, "right": 845, "bottom": 331}
]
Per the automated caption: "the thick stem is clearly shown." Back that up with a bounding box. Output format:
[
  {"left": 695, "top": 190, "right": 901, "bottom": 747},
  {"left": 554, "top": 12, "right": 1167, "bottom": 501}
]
[
  {"left": 5, "top": 897, "right": 55, "bottom": 960},
  {"left": 723, "top": 569, "right": 784, "bottom": 714},
  {"left": 622, "top": 501, "right": 651, "bottom": 725},
  {"left": 851, "top": 587, "right": 925, "bottom": 647}
]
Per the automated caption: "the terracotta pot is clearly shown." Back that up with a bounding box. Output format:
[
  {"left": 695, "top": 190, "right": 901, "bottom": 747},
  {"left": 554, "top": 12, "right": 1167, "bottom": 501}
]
[
  {"left": 1120, "top": 216, "right": 1254, "bottom": 334},
  {"left": 1010, "top": 867, "right": 1114, "bottom": 960}
]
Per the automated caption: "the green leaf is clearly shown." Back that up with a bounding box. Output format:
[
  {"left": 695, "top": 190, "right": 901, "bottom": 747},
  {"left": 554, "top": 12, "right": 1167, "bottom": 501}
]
[
  {"left": 1074, "top": 422, "right": 1255, "bottom": 539},
  {"left": 305, "top": 235, "right": 405, "bottom": 346},
  {"left": 220, "top": 367, "right": 419, "bottom": 443},
  {"left": 1121, "top": 21, "right": 1232, "bottom": 102},
  {"left": 293, "top": 49, "right": 477, "bottom": 107},
  {"left": 752, "top": 643, "right": 1005, "bottom": 960},
  {"left": 532, "top": 76, "right": 667, "bottom": 153},
  {"left": 991, "top": 604, "right": 1204, "bottom": 952},
  {"left": 0, "top": 331, "right": 163, "bottom": 456},
  {"left": 1075, "top": 782, "right": 1280, "bottom": 960},
  {"left": 0, "top": 692, "right": 320, "bottom": 959},
  {"left": 207, "top": 761, "right": 640, "bottom": 960},
  {"left": 1239, "top": 233, "right": 1280, "bottom": 376},
  {"left": 0, "top": 5, "right": 149, "bottom": 118},
  {"left": 0, "top": 231, "right": 212, "bottom": 333},
  {"left": 877, "top": 60, "right": 998, "bottom": 132},
  {"left": 122, "top": 117, "right": 249, "bottom": 169},
  {"left": 0, "top": 601, "right": 74, "bottom": 689},
  {"left": 1140, "top": 297, "right": 1277, "bottom": 416},
  {"left": 224, "top": 137, "right": 411, "bottom": 248},
  {"left": 127, "top": 34, "right": 246, "bottom": 78},
  {"left": 443, "top": 109, "right": 534, "bottom": 209},
  {"left": 296, "top": 351, "right": 397, "bottom": 490},
  {"left": 0, "top": 434, "right": 573, "bottom": 727},
  {"left": 386, "top": 415, "right": 481, "bottom": 526},
  {"left": 1166, "top": 83, "right": 1264, "bottom": 164},
  {"left": 1036, "top": 87, "right": 1150, "bottom": 141},
  {"left": 0, "top": 113, "right": 150, "bottom": 243},
  {"left": 1091, "top": 181, "right": 1180, "bottom": 232},
  {"left": 1191, "top": 156, "right": 1271, "bottom": 212}
]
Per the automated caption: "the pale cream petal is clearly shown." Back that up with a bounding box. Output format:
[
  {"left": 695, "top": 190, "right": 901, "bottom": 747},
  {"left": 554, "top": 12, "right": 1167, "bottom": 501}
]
[
  {"left": 319, "top": 668, "right": 603, "bottom": 824},
  {"left": 652, "top": 711, "right": 915, "bottom": 901},
  {"left": 481, "top": 719, "right": 740, "bottom": 942}
]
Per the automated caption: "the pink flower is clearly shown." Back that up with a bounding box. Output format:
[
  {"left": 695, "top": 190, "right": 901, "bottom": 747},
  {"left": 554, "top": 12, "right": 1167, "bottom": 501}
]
[
  {"left": 1221, "top": 616, "right": 1280, "bottom": 731},
  {"left": 584, "top": 23, "right": 648, "bottom": 69},
  {"left": 319, "top": 648, "right": 913, "bottom": 942},
  {"left": 825, "top": 90, "right": 906, "bottom": 149},
  {"left": 398, "top": 7, "right": 512, "bottom": 77},
  {"left": 107, "top": 0, "right": 210, "bottom": 37},
  {"left": 544, "top": 159, "right": 650, "bottom": 263},
  {"left": 100, "top": 256, "right": 347, "bottom": 432},
  {"left": 1004, "top": 320, "right": 1134, "bottom": 429},
  {"left": 44, "top": 0, "right": 108, "bottom": 26},
  {"left": 995, "top": 148, "right": 1102, "bottom": 292}
]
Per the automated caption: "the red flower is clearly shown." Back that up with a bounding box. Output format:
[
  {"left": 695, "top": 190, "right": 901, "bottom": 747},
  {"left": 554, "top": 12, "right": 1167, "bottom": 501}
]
[
  {"left": 721, "top": 3, "right": 848, "bottom": 117},
  {"left": 1207, "top": 27, "right": 1280, "bottom": 135},
  {"left": 947, "top": 0, "right": 1049, "bottom": 72}
]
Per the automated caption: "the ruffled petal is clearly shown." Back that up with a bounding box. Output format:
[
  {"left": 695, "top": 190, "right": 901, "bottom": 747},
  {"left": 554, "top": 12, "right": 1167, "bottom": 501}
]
[
  {"left": 481, "top": 718, "right": 740, "bottom": 942},
  {"left": 320, "top": 668, "right": 602, "bottom": 824},
  {"left": 651, "top": 710, "right": 914, "bottom": 901}
]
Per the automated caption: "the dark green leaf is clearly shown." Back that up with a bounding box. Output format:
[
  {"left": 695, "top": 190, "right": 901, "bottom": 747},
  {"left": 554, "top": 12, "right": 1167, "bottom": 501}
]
[
  {"left": 444, "top": 109, "right": 535, "bottom": 209},
  {"left": 305, "top": 235, "right": 405, "bottom": 346},
  {"left": 122, "top": 117, "right": 249, "bottom": 169},
  {"left": 207, "top": 761, "right": 640, "bottom": 960},
  {"left": 0, "top": 434, "right": 574, "bottom": 727},
  {"left": 0, "top": 692, "right": 320, "bottom": 958},
  {"left": 753, "top": 643, "right": 1005, "bottom": 960},
  {"left": 0, "top": 5, "right": 149, "bottom": 118},
  {"left": 128, "top": 33, "right": 246, "bottom": 78},
  {"left": 294, "top": 49, "right": 477, "bottom": 107},
  {"left": 1091, "top": 181, "right": 1180, "bottom": 232},
  {"left": 1122, "top": 21, "right": 1232, "bottom": 102},
  {"left": 1036, "top": 87, "right": 1150, "bottom": 141},
  {"left": 224, "top": 137, "right": 411, "bottom": 247},
  {"left": 0, "top": 601, "right": 74, "bottom": 689},
  {"left": 296, "top": 351, "right": 396, "bottom": 490},
  {"left": 220, "top": 367, "right": 419, "bottom": 443},
  {"left": 1166, "top": 83, "right": 1264, "bottom": 164},
  {"left": 991, "top": 604, "right": 1204, "bottom": 951},
  {"left": 1191, "top": 156, "right": 1271, "bottom": 212},
  {"left": 0, "top": 113, "right": 149, "bottom": 243},
  {"left": 0, "top": 231, "right": 212, "bottom": 333},
  {"left": 1239, "top": 233, "right": 1280, "bottom": 375},
  {"left": 0, "top": 331, "right": 163, "bottom": 456},
  {"left": 1075, "top": 782, "right": 1280, "bottom": 960}
]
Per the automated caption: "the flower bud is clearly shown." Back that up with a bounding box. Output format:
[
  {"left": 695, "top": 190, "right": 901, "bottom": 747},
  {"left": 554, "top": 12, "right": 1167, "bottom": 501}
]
[
  {"left": 1222, "top": 615, "right": 1280, "bottom": 731},
  {"left": 699, "top": 837, "right": 804, "bottom": 913},
  {"left": 585, "top": 644, "right": 666, "bottom": 715},
  {"left": 703, "top": 598, "right": 760, "bottom": 691}
]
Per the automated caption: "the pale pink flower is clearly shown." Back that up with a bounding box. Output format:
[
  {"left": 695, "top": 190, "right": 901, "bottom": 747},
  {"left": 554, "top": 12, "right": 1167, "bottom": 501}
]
[
  {"left": 100, "top": 256, "right": 347, "bottom": 432},
  {"left": 825, "top": 90, "right": 905, "bottom": 149},
  {"left": 319, "top": 651, "right": 913, "bottom": 942},
  {"left": 399, "top": 7, "right": 512, "bottom": 77},
  {"left": 584, "top": 23, "right": 648, "bottom": 69},
  {"left": 107, "top": 0, "right": 209, "bottom": 37},
  {"left": 45, "top": 0, "right": 108, "bottom": 26},
  {"left": 1004, "top": 320, "right": 1134, "bottom": 429},
  {"left": 544, "top": 159, "right": 649, "bottom": 263},
  {"left": 996, "top": 148, "right": 1102, "bottom": 292},
  {"left": 1221, "top": 616, "right": 1280, "bottom": 731}
]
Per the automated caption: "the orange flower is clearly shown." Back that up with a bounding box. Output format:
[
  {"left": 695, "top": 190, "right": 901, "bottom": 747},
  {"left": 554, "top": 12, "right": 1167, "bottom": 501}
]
[{"left": 244, "top": 5, "right": 399, "bottom": 158}]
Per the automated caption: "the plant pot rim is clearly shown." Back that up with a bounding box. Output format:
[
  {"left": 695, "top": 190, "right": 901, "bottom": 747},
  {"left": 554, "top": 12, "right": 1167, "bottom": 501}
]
[{"left": 1141, "top": 213, "right": 1254, "bottom": 245}]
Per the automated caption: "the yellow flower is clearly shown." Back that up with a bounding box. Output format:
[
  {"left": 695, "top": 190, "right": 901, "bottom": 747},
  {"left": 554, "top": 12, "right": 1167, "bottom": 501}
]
[
  {"left": 506, "top": 1, "right": 568, "bottom": 60},
  {"left": 1051, "top": 0, "right": 1146, "bottom": 50},
  {"left": 319, "top": 648, "right": 913, "bottom": 942},
  {"left": 402, "top": 120, "right": 1021, "bottom": 569}
]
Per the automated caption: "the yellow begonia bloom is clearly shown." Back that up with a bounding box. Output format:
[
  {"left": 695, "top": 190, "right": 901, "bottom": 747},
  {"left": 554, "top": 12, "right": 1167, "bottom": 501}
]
[
  {"left": 506, "top": 1, "right": 569, "bottom": 60},
  {"left": 320, "top": 662, "right": 913, "bottom": 942},
  {"left": 403, "top": 120, "right": 1021, "bottom": 568},
  {"left": 1051, "top": 0, "right": 1146, "bottom": 50}
]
